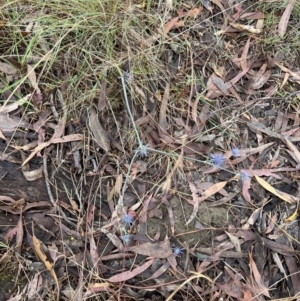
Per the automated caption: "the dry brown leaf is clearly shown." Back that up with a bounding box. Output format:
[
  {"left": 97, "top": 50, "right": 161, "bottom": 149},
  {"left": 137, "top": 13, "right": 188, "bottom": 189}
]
[
  {"left": 274, "top": 110, "right": 284, "bottom": 131},
  {"left": 199, "top": 103, "right": 210, "bottom": 126},
  {"left": 263, "top": 237, "right": 298, "bottom": 256},
  {"left": 200, "top": 181, "right": 227, "bottom": 201},
  {"left": 211, "top": 73, "right": 228, "bottom": 95},
  {"left": 84, "top": 282, "right": 111, "bottom": 297},
  {"left": 178, "top": 7, "right": 203, "bottom": 18},
  {"left": 129, "top": 240, "right": 172, "bottom": 258},
  {"left": 167, "top": 253, "right": 178, "bottom": 270},
  {"left": 130, "top": 160, "right": 147, "bottom": 176},
  {"left": 280, "top": 72, "right": 290, "bottom": 89},
  {"left": 241, "top": 168, "right": 278, "bottom": 179},
  {"left": 191, "top": 98, "right": 199, "bottom": 124},
  {"left": 189, "top": 8, "right": 199, "bottom": 17},
  {"left": 149, "top": 261, "right": 171, "bottom": 280},
  {"left": 231, "top": 23, "right": 262, "bottom": 34},
  {"left": 242, "top": 208, "right": 262, "bottom": 231},
  {"left": 48, "top": 243, "right": 59, "bottom": 263},
  {"left": 164, "top": 17, "right": 179, "bottom": 34},
  {"left": 225, "top": 231, "right": 242, "bottom": 253},
  {"left": 240, "top": 38, "right": 251, "bottom": 72},
  {"left": 0, "top": 130, "right": 6, "bottom": 140},
  {"left": 27, "top": 64, "right": 42, "bottom": 102},
  {"left": 107, "top": 258, "right": 154, "bottom": 283},
  {"left": 278, "top": 0, "right": 296, "bottom": 37},
  {"left": 23, "top": 201, "right": 50, "bottom": 212},
  {"left": 284, "top": 138, "right": 300, "bottom": 164},
  {"left": 159, "top": 82, "right": 169, "bottom": 130},
  {"left": 87, "top": 204, "right": 96, "bottom": 225},
  {"left": 26, "top": 273, "right": 43, "bottom": 300},
  {"left": 284, "top": 255, "right": 300, "bottom": 294},
  {"left": 162, "top": 197, "right": 175, "bottom": 235},
  {"left": 89, "top": 229, "right": 99, "bottom": 268},
  {"left": 256, "top": 19, "right": 264, "bottom": 30},
  {"left": 32, "top": 233, "right": 59, "bottom": 291},
  {"left": 237, "top": 288, "right": 255, "bottom": 301},
  {"left": 22, "top": 165, "right": 44, "bottom": 181},
  {"left": 4, "top": 226, "right": 18, "bottom": 241},
  {"left": 139, "top": 194, "right": 152, "bottom": 224},
  {"left": 183, "top": 142, "right": 211, "bottom": 155},
  {"left": 210, "top": 0, "right": 228, "bottom": 30},
  {"left": 254, "top": 174, "right": 295, "bottom": 203},
  {"left": 88, "top": 107, "right": 110, "bottom": 152},
  {"left": 100, "top": 228, "right": 124, "bottom": 253},
  {"left": 186, "top": 182, "right": 199, "bottom": 225},
  {"left": 15, "top": 213, "right": 23, "bottom": 255},
  {"left": 265, "top": 214, "right": 277, "bottom": 234},
  {"left": 285, "top": 205, "right": 298, "bottom": 222},
  {"left": 0, "top": 196, "right": 25, "bottom": 206},
  {"left": 241, "top": 174, "right": 252, "bottom": 203},
  {"left": 0, "top": 115, "right": 19, "bottom": 131},
  {"left": 0, "top": 62, "right": 17, "bottom": 75},
  {"left": 201, "top": 0, "right": 213, "bottom": 12},
  {"left": 52, "top": 118, "right": 67, "bottom": 139},
  {"left": 275, "top": 62, "right": 300, "bottom": 83},
  {"left": 206, "top": 65, "right": 251, "bottom": 99},
  {"left": 98, "top": 68, "right": 108, "bottom": 111},
  {"left": 249, "top": 253, "right": 270, "bottom": 297},
  {"left": 246, "top": 63, "right": 271, "bottom": 90},
  {"left": 272, "top": 252, "right": 287, "bottom": 279},
  {"left": 253, "top": 69, "right": 272, "bottom": 89},
  {"left": 21, "top": 134, "right": 83, "bottom": 167},
  {"left": 114, "top": 174, "right": 123, "bottom": 196},
  {"left": 240, "top": 12, "right": 265, "bottom": 20}
]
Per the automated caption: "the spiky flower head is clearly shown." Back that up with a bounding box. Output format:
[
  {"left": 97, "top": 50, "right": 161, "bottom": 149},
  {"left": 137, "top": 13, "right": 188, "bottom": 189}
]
[
  {"left": 173, "top": 246, "right": 184, "bottom": 256},
  {"left": 231, "top": 147, "right": 240, "bottom": 157},
  {"left": 210, "top": 153, "right": 226, "bottom": 167}
]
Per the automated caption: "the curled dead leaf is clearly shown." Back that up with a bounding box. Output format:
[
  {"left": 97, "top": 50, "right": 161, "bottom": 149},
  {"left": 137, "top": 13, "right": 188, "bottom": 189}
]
[{"left": 88, "top": 107, "right": 110, "bottom": 152}]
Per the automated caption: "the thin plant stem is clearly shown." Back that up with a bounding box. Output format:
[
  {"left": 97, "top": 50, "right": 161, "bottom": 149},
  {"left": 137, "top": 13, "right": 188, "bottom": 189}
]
[{"left": 119, "top": 76, "right": 143, "bottom": 147}]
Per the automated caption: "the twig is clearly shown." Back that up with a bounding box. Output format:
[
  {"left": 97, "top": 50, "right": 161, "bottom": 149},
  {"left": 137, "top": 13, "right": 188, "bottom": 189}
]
[{"left": 43, "top": 153, "right": 77, "bottom": 228}]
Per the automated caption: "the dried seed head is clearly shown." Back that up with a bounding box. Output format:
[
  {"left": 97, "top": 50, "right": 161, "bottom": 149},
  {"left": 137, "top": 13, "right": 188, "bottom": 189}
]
[{"left": 136, "top": 144, "right": 150, "bottom": 158}]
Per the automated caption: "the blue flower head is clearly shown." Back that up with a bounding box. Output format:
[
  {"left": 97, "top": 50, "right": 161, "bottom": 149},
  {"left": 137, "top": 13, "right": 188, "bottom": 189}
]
[
  {"left": 173, "top": 246, "right": 184, "bottom": 256},
  {"left": 121, "top": 234, "right": 131, "bottom": 245},
  {"left": 231, "top": 147, "right": 240, "bottom": 157},
  {"left": 210, "top": 153, "right": 225, "bottom": 167},
  {"left": 240, "top": 171, "right": 249, "bottom": 182},
  {"left": 122, "top": 213, "right": 135, "bottom": 226}
]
